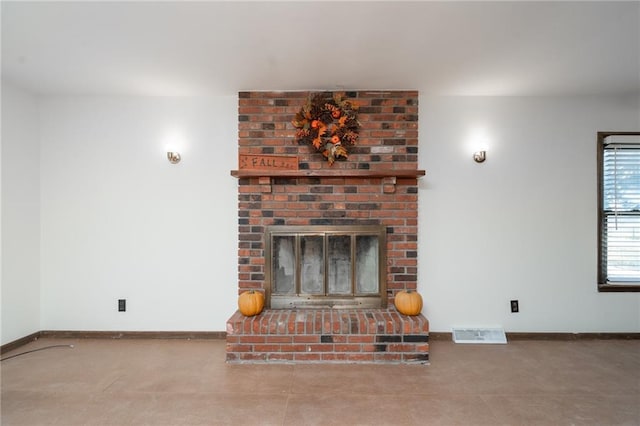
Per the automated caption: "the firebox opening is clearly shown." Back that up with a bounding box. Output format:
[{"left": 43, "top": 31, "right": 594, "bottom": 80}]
[{"left": 265, "top": 225, "right": 387, "bottom": 309}]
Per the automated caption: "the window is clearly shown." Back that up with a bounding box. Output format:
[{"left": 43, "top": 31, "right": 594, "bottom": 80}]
[{"left": 598, "top": 131, "right": 640, "bottom": 292}]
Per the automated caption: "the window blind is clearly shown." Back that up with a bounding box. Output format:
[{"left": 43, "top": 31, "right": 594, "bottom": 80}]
[{"left": 602, "top": 143, "right": 640, "bottom": 282}]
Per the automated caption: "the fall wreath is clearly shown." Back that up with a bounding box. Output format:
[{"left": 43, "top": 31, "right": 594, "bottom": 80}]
[{"left": 292, "top": 93, "right": 360, "bottom": 165}]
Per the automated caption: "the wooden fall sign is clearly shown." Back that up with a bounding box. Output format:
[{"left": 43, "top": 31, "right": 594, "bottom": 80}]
[{"left": 239, "top": 154, "right": 298, "bottom": 171}]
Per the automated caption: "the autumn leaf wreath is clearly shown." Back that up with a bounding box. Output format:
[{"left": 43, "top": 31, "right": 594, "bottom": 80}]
[{"left": 292, "top": 93, "right": 360, "bottom": 165}]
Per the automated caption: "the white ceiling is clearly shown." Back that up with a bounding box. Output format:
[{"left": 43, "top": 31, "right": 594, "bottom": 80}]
[{"left": 2, "top": 1, "right": 639, "bottom": 97}]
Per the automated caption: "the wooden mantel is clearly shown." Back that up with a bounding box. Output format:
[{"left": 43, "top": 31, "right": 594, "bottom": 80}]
[
  {"left": 230, "top": 169, "right": 425, "bottom": 193},
  {"left": 230, "top": 169, "right": 426, "bottom": 179}
]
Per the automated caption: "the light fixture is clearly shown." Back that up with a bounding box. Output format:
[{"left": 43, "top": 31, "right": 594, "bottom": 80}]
[
  {"left": 167, "top": 152, "right": 181, "bottom": 164},
  {"left": 473, "top": 151, "right": 486, "bottom": 163}
]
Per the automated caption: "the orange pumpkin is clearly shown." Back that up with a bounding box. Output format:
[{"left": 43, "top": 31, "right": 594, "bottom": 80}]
[
  {"left": 238, "top": 290, "right": 265, "bottom": 317},
  {"left": 394, "top": 290, "right": 423, "bottom": 316}
]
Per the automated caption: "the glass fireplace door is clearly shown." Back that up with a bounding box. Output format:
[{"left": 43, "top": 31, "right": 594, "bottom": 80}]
[{"left": 265, "top": 225, "right": 387, "bottom": 309}]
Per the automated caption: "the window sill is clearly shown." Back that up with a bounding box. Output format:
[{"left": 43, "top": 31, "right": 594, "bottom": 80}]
[{"left": 598, "top": 283, "right": 640, "bottom": 292}]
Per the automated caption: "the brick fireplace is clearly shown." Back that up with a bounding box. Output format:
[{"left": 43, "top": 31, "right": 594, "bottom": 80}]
[{"left": 226, "top": 90, "right": 429, "bottom": 363}]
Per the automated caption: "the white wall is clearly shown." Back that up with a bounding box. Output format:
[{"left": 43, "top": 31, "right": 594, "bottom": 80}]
[
  {"left": 7, "top": 92, "right": 639, "bottom": 338},
  {"left": 419, "top": 94, "right": 640, "bottom": 332},
  {"left": 39, "top": 96, "right": 238, "bottom": 331},
  {"left": 1, "top": 82, "right": 41, "bottom": 345}
]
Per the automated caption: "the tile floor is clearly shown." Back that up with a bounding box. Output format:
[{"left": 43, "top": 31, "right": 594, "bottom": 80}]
[{"left": 1, "top": 337, "right": 639, "bottom": 425}]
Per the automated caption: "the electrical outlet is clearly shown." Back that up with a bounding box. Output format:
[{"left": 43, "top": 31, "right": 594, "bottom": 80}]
[
  {"left": 510, "top": 300, "right": 519, "bottom": 313},
  {"left": 118, "top": 299, "right": 126, "bottom": 312}
]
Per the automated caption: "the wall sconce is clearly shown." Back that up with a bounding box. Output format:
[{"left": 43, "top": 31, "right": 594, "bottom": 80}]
[
  {"left": 473, "top": 151, "right": 486, "bottom": 163},
  {"left": 167, "top": 152, "right": 181, "bottom": 164}
]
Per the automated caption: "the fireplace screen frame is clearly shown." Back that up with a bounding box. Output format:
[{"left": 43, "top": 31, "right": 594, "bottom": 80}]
[{"left": 264, "top": 225, "right": 388, "bottom": 309}]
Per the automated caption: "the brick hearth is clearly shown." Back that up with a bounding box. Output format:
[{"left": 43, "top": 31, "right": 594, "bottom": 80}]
[
  {"left": 226, "top": 309, "right": 429, "bottom": 364},
  {"left": 227, "top": 90, "right": 428, "bottom": 364}
]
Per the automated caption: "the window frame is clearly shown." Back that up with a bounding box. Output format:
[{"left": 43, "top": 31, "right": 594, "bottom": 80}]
[{"left": 597, "top": 131, "right": 640, "bottom": 292}]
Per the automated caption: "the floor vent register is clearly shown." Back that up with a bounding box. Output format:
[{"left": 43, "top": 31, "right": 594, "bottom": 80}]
[{"left": 452, "top": 327, "right": 507, "bottom": 344}]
